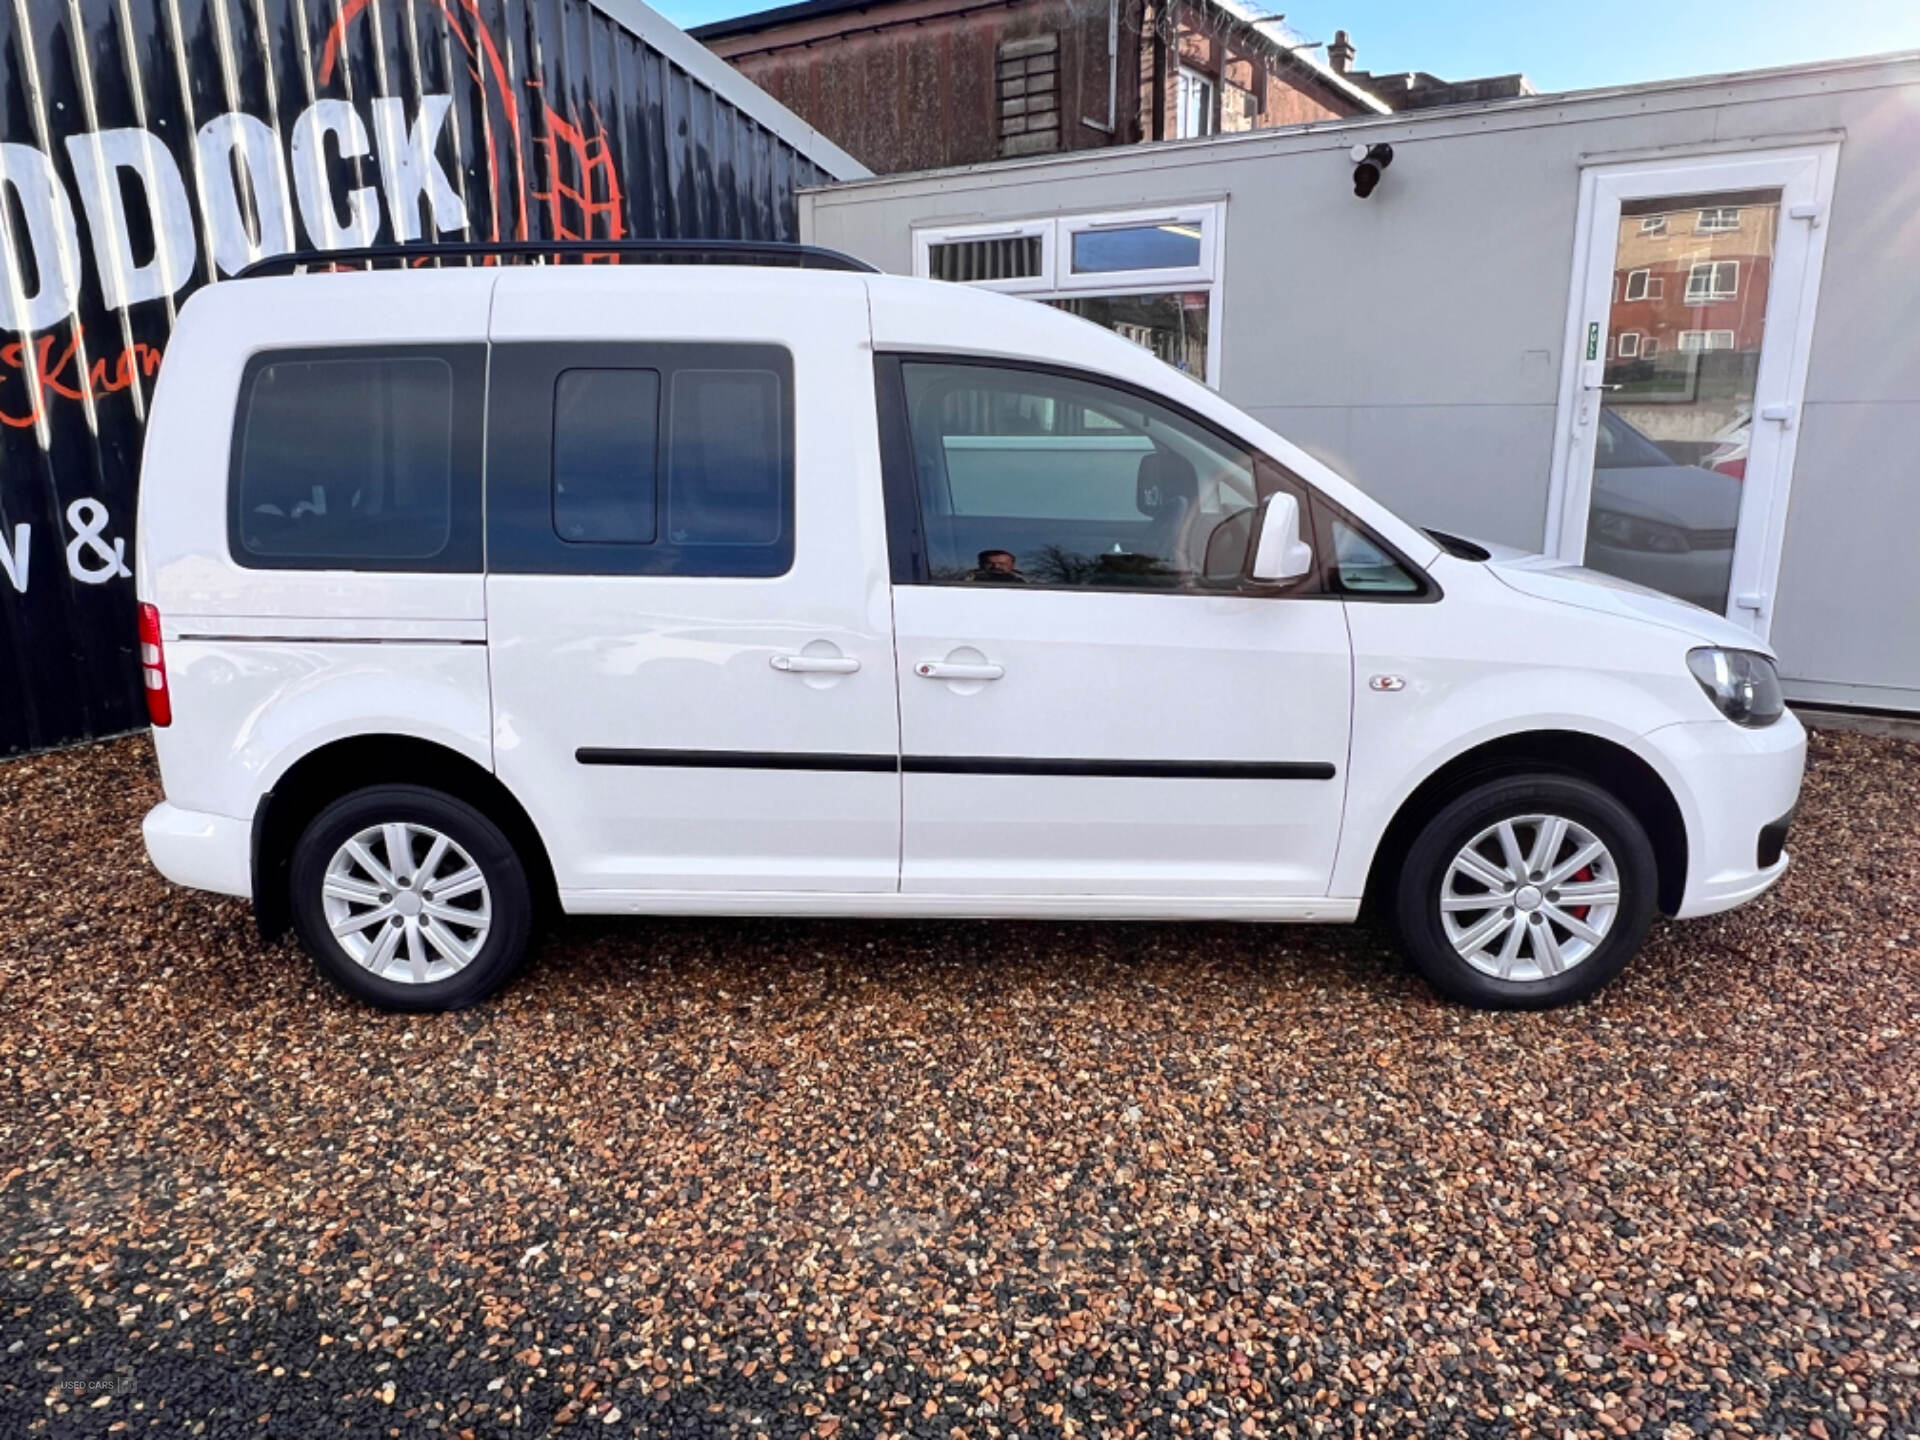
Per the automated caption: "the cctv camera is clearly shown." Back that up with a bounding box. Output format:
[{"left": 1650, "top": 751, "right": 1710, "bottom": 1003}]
[{"left": 1350, "top": 142, "right": 1393, "bottom": 199}]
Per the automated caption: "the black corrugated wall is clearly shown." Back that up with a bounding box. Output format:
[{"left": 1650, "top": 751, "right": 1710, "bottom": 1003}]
[{"left": 0, "top": 0, "right": 839, "bottom": 754}]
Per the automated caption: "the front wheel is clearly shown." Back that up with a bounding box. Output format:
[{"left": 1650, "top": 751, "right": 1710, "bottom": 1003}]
[
  {"left": 289, "top": 785, "right": 534, "bottom": 1011},
  {"left": 1393, "top": 774, "right": 1658, "bottom": 1009}
]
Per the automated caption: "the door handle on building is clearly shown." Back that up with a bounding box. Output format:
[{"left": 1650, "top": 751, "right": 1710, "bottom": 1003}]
[
  {"left": 770, "top": 653, "right": 860, "bottom": 674},
  {"left": 914, "top": 660, "right": 1004, "bottom": 681}
]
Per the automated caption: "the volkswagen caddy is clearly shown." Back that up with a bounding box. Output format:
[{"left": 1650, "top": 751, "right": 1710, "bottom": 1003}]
[{"left": 135, "top": 246, "right": 1804, "bottom": 1012}]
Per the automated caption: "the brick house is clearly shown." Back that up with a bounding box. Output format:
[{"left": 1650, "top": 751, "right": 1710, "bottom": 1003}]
[
  {"left": 691, "top": 0, "right": 1390, "bottom": 175},
  {"left": 1605, "top": 199, "right": 1779, "bottom": 362}
]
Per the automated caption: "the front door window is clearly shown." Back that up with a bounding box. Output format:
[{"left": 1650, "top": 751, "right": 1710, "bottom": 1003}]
[{"left": 897, "top": 361, "right": 1277, "bottom": 591}]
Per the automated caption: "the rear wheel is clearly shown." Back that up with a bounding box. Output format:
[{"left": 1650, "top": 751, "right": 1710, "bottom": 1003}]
[
  {"left": 289, "top": 785, "right": 534, "bottom": 1011},
  {"left": 1393, "top": 774, "right": 1657, "bottom": 1009}
]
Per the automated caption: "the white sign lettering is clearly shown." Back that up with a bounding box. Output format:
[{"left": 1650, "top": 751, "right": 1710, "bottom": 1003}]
[
  {"left": 0, "top": 522, "right": 28, "bottom": 593},
  {"left": 195, "top": 112, "right": 297, "bottom": 276},
  {"left": 291, "top": 99, "right": 382, "bottom": 250},
  {"left": 66, "top": 128, "right": 199, "bottom": 310},
  {"left": 372, "top": 95, "right": 468, "bottom": 242},
  {"left": 0, "top": 94, "right": 462, "bottom": 329},
  {"left": 0, "top": 142, "right": 84, "bottom": 331},
  {"left": 0, "top": 500, "right": 142, "bottom": 593}
]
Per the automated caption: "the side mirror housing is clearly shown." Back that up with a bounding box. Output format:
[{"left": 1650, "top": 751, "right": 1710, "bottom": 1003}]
[{"left": 1248, "top": 491, "right": 1314, "bottom": 583}]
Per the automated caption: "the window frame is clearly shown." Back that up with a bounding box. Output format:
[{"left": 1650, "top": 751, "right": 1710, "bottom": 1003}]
[
  {"left": 913, "top": 219, "right": 1056, "bottom": 295},
  {"left": 1638, "top": 215, "right": 1669, "bottom": 236},
  {"left": 871, "top": 351, "right": 1437, "bottom": 603},
  {"left": 1615, "top": 332, "right": 1640, "bottom": 358},
  {"left": 226, "top": 343, "right": 486, "bottom": 574},
  {"left": 1677, "top": 329, "right": 1736, "bottom": 352},
  {"left": 912, "top": 203, "right": 1226, "bottom": 384},
  {"left": 1622, "top": 268, "right": 1651, "bottom": 302},
  {"left": 1684, "top": 258, "right": 1739, "bottom": 303},
  {"left": 1695, "top": 206, "right": 1741, "bottom": 233},
  {"left": 485, "top": 341, "right": 796, "bottom": 578},
  {"left": 1175, "top": 67, "right": 1216, "bottom": 139}
]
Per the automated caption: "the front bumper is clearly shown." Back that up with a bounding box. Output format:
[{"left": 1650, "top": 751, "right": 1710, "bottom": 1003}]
[
  {"left": 1643, "top": 712, "right": 1806, "bottom": 919},
  {"left": 143, "top": 802, "right": 253, "bottom": 899}
]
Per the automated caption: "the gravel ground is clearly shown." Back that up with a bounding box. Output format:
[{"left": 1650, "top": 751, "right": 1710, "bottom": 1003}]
[{"left": 2, "top": 730, "right": 1916, "bottom": 1440}]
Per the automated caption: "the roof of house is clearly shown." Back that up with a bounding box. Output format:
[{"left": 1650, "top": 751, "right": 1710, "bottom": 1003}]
[
  {"left": 688, "top": 0, "right": 886, "bottom": 42},
  {"left": 691, "top": 0, "right": 1390, "bottom": 113}
]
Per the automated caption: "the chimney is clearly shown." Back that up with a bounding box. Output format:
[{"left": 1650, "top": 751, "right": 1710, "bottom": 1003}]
[{"left": 1327, "top": 29, "right": 1355, "bottom": 74}]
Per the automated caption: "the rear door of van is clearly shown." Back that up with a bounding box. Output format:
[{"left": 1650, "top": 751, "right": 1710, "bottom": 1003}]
[{"left": 483, "top": 268, "right": 901, "bottom": 904}]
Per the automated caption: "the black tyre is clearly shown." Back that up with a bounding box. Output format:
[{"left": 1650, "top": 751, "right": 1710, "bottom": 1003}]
[
  {"left": 1393, "top": 774, "right": 1658, "bottom": 1009},
  {"left": 289, "top": 784, "right": 534, "bottom": 1012}
]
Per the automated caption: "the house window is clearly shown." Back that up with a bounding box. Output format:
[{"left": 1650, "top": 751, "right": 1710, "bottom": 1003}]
[
  {"left": 1696, "top": 206, "right": 1740, "bottom": 233},
  {"left": 1685, "top": 260, "right": 1738, "bottom": 302},
  {"left": 1616, "top": 332, "right": 1640, "bottom": 358},
  {"left": 1639, "top": 337, "right": 1659, "bottom": 358},
  {"left": 997, "top": 36, "right": 1060, "bottom": 156},
  {"left": 914, "top": 204, "right": 1224, "bottom": 383},
  {"left": 1070, "top": 222, "right": 1203, "bottom": 275},
  {"left": 1623, "top": 269, "right": 1651, "bottom": 302},
  {"left": 1639, "top": 216, "right": 1669, "bottom": 236},
  {"left": 1175, "top": 68, "right": 1215, "bottom": 139},
  {"left": 926, "top": 234, "right": 1045, "bottom": 284},
  {"left": 1678, "top": 329, "right": 1736, "bottom": 352}
]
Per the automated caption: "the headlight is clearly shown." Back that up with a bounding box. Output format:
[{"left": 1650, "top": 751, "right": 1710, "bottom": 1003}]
[
  {"left": 1686, "top": 648, "right": 1784, "bottom": 727},
  {"left": 1591, "top": 509, "right": 1690, "bottom": 554}
]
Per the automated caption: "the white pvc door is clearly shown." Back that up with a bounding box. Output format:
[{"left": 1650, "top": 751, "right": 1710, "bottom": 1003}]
[{"left": 1546, "top": 147, "right": 1836, "bottom": 639}]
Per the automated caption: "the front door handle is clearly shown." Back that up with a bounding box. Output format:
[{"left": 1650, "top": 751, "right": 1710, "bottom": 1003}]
[
  {"left": 914, "top": 660, "right": 1004, "bottom": 681},
  {"left": 771, "top": 653, "right": 860, "bottom": 674}
]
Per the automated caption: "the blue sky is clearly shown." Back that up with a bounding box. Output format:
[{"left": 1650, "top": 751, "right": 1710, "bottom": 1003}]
[{"left": 657, "top": 0, "right": 1920, "bottom": 95}]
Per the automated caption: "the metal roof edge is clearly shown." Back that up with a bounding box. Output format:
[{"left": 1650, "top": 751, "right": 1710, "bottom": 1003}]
[
  {"left": 801, "top": 47, "right": 1920, "bottom": 195},
  {"left": 587, "top": 0, "right": 873, "bottom": 178}
]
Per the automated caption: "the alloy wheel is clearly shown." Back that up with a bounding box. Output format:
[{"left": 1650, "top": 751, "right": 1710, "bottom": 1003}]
[
  {"left": 320, "top": 823, "right": 492, "bottom": 985},
  {"left": 1439, "top": 814, "right": 1621, "bottom": 982}
]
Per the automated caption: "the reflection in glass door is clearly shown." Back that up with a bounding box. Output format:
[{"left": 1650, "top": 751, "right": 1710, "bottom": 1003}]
[
  {"left": 1584, "top": 190, "right": 1779, "bottom": 613},
  {"left": 1552, "top": 148, "right": 1835, "bottom": 639}
]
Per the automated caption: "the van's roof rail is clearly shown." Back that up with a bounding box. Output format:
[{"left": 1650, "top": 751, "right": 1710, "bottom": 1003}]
[{"left": 234, "top": 239, "right": 879, "bottom": 279}]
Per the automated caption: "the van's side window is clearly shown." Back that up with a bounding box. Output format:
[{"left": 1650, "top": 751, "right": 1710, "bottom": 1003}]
[
  {"left": 553, "top": 369, "right": 661, "bottom": 544},
  {"left": 490, "top": 343, "right": 794, "bottom": 577},
  {"left": 229, "top": 346, "right": 485, "bottom": 572},
  {"left": 668, "top": 370, "right": 785, "bottom": 548},
  {"left": 888, "top": 359, "right": 1311, "bottom": 593}
]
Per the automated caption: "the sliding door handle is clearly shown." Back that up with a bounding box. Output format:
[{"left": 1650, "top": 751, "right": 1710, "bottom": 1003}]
[
  {"left": 915, "top": 660, "right": 1004, "bottom": 681},
  {"left": 771, "top": 653, "right": 860, "bottom": 674}
]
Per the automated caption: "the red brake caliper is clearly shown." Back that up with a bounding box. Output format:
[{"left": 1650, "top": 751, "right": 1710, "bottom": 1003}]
[{"left": 1569, "top": 865, "right": 1594, "bottom": 920}]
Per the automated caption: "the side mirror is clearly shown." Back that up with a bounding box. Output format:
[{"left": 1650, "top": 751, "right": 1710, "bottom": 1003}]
[{"left": 1248, "top": 491, "right": 1314, "bottom": 583}]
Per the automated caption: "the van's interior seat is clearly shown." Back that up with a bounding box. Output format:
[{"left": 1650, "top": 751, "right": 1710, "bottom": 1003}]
[{"left": 1136, "top": 448, "right": 1197, "bottom": 566}]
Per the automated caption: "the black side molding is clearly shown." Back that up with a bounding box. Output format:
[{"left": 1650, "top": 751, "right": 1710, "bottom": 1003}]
[
  {"left": 903, "top": 756, "right": 1335, "bottom": 780},
  {"left": 576, "top": 748, "right": 897, "bottom": 773},
  {"left": 576, "top": 749, "right": 1335, "bottom": 780}
]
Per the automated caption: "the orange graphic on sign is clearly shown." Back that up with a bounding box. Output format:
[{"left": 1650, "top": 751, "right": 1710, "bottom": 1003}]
[{"left": 0, "top": 328, "right": 164, "bottom": 429}]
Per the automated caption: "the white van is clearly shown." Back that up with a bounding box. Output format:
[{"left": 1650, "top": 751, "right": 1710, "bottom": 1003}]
[{"left": 136, "top": 245, "right": 1804, "bottom": 1013}]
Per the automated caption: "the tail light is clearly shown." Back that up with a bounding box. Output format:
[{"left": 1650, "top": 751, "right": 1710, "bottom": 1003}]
[{"left": 137, "top": 602, "right": 171, "bottom": 727}]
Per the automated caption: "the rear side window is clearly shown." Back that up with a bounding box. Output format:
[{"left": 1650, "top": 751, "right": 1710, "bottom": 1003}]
[
  {"left": 553, "top": 369, "right": 661, "bottom": 544},
  {"left": 668, "top": 370, "right": 784, "bottom": 548},
  {"left": 489, "top": 342, "right": 794, "bottom": 577},
  {"left": 229, "top": 346, "right": 485, "bottom": 572}
]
